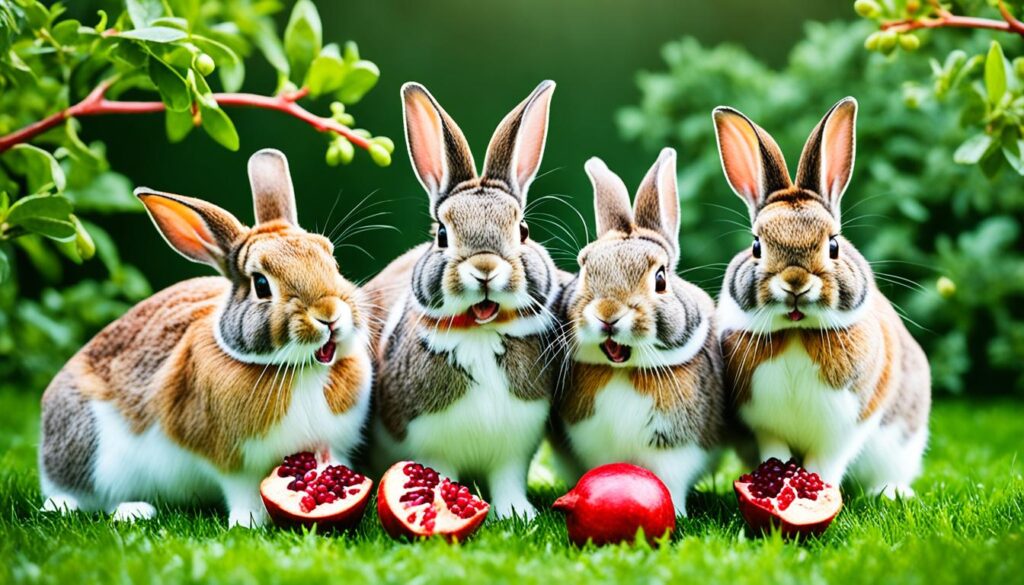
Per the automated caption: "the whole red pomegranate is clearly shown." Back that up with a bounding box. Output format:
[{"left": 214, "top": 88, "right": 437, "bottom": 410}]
[
  {"left": 260, "top": 451, "right": 372, "bottom": 530},
  {"left": 734, "top": 457, "right": 842, "bottom": 538},
  {"left": 552, "top": 463, "right": 676, "bottom": 546}
]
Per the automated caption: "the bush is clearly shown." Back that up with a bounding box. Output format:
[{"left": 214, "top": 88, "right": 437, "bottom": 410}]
[
  {"left": 0, "top": 0, "right": 390, "bottom": 390},
  {"left": 618, "top": 18, "right": 1024, "bottom": 394}
]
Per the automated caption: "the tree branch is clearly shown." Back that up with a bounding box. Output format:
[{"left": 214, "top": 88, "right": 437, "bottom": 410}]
[
  {"left": 880, "top": 1, "right": 1024, "bottom": 37},
  {"left": 0, "top": 81, "right": 370, "bottom": 154}
]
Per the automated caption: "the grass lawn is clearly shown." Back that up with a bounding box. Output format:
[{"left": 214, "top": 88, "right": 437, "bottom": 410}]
[{"left": 1, "top": 387, "right": 1021, "bottom": 585}]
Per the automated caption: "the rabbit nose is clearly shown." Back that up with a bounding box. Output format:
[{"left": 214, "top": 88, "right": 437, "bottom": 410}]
[
  {"left": 598, "top": 317, "right": 620, "bottom": 335},
  {"left": 593, "top": 299, "right": 627, "bottom": 331},
  {"left": 779, "top": 267, "right": 812, "bottom": 296}
]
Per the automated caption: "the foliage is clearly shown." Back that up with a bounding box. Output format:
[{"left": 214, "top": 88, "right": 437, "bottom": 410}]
[
  {"left": 0, "top": 0, "right": 390, "bottom": 390},
  {"left": 0, "top": 388, "right": 1021, "bottom": 583},
  {"left": 618, "top": 18, "right": 1024, "bottom": 394}
]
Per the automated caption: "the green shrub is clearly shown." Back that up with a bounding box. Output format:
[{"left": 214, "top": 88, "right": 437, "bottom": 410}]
[
  {"left": 0, "top": 0, "right": 389, "bottom": 390},
  {"left": 618, "top": 19, "right": 1024, "bottom": 394}
]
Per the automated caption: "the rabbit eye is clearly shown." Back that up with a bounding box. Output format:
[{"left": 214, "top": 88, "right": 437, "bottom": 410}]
[
  {"left": 437, "top": 225, "right": 448, "bottom": 248},
  {"left": 752, "top": 236, "right": 762, "bottom": 259},
  {"left": 829, "top": 236, "right": 839, "bottom": 259},
  {"left": 520, "top": 221, "right": 529, "bottom": 243},
  {"left": 252, "top": 273, "right": 272, "bottom": 299},
  {"left": 654, "top": 266, "right": 667, "bottom": 293}
]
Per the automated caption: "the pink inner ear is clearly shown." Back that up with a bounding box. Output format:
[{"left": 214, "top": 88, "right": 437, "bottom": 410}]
[
  {"left": 821, "top": 107, "right": 855, "bottom": 200},
  {"left": 405, "top": 93, "right": 445, "bottom": 193},
  {"left": 514, "top": 89, "right": 553, "bottom": 189},
  {"left": 145, "top": 197, "right": 220, "bottom": 264},
  {"left": 717, "top": 115, "right": 763, "bottom": 203},
  {"left": 656, "top": 152, "right": 679, "bottom": 234}
]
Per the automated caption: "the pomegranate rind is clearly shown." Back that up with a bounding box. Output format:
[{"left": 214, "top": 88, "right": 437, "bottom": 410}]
[
  {"left": 376, "top": 461, "right": 490, "bottom": 542},
  {"left": 733, "top": 479, "right": 842, "bottom": 538},
  {"left": 552, "top": 462, "right": 676, "bottom": 547},
  {"left": 260, "top": 467, "right": 372, "bottom": 530}
]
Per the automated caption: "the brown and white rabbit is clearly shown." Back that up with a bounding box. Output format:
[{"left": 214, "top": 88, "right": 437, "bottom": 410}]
[
  {"left": 363, "top": 81, "right": 559, "bottom": 519},
  {"left": 553, "top": 149, "right": 725, "bottom": 515},
  {"left": 712, "top": 98, "right": 931, "bottom": 497},
  {"left": 38, "top": 149, "right": 373, "bottom": 526}
]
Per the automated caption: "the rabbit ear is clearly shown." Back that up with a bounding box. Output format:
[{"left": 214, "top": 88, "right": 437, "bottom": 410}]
[
  {"left": 248, "top": 148, "right": 297, "bottom": 225},
  {"left": 401, "top": 82, "right": 477, "bottom": 212},
  {"left": 712, "top": 106, "right": 791, "bottom": 220},
  {"left": 585, "top": 157, "right": 632, "bottom": 236},
  {"left": 634, "top": 148, "right": 680, "bottom": 260},
  {"left": 795, "top": 97, "right": 857, "bottom": 221},
  {"left": 136, "top": 188, "right": 245, "bottom": 275},
  {"left": 481, "top": 80, "right": 555, "bottom": 203}
]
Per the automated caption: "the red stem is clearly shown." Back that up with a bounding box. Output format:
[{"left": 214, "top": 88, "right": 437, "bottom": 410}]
[
  {"left": 880, "top": 1, "right": 1024, "bottom": 37},
  {"left": 0, "top": 82, "right": 370, "bottom": 153}
]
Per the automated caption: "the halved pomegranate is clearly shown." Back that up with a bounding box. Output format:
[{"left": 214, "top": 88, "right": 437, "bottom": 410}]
[
  {"left": 260, "top": 451, "right": 372, "bottom": 530},
  {"left": 552, "top": 463, "right": 675, "bottom": 547},
  {"left": 377, "top": 461, "right": 489, "bottom": 541},
  {"left": 734, "top": 457, "right": 842, "bottom": 538}
]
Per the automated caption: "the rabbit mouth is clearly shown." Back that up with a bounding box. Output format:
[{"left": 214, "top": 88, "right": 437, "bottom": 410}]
[
  {"left": 600, "top": 338, "right": 632, "bottom": 364},
  {"left": 470, "top": 300, "right": 500, "bottom": 324},
  {"left": 314, "top": 340, "right": 337, "bottom": 364}
]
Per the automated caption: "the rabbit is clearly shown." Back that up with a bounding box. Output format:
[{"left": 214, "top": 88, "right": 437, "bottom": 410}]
[
  {"left": 711, "top": 97, "right": 931, "bottom": 498},
  {"left": 552, "top": 148, "right": 725, "bottom": 515},
  {"left": 362, "top": 81, "right": 560, "bottom": 520},
  {"left": 38, "top": 149, "right": 374, "bottom": 527}
]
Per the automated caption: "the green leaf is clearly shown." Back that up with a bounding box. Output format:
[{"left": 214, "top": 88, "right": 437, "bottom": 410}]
[
  {"left": 254, "top": 17, "right": 289, "bottom": 78},
  {"left": 64, "top": 172, "right": 142, "bottom": 213},
  {"left": 953, "top": 134, "right": 994, "bottom": 165},
  {"left": 283, "top": 0, "right": 322, "bottom": 86},
  {"left": 985, "top": 41, "right": 1007, "bottom": 105},
  {"left": 337, "top": 60, "right": 380, "bottom": 105},
  {"left": 6, "top": 194, "right": 75, "bottom": 241},
  {"left": 192, "top": 35, "right": 244, "bottom": 92},
  {"left": 3, "top": 144, "right": 66, "bottom": 194},
  {"left": 51, "top": 19, "right": 81, "bottom": 45},
  {"left": 118, "top": 26, "right": 188, "bottom": 43},
  {"left": 150, "top": 16, "right": 188, "bottom": 31},
  {"left": 0, "top": 247, "right": 8, "bottom": 284},
  {"left": 125, "top": 0, "right": 165, "bottom": 28},
  {"left": 147, "top": 57, "right": 191, "bottom": 112},
  {"left": 199, "top": 103, "right": 239, "bottom": 151},
  {"left": 1003, "top": 139, "right": 1024, "bottom": 175},
  {"left": 165, "top": 108, "right": 194, "bottom": 143},
  {"left": 305, "top": 44, "right": 345, "bottom": 97}
]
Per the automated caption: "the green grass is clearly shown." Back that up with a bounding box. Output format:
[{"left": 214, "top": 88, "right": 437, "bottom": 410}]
[{"left": 1, "top": 388, "right": 1021, "bottom": 585}]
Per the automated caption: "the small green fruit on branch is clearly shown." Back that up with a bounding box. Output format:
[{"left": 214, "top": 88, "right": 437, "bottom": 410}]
[
  {"left": 0, "top": 81, "right": 391, "bottom": 166},
  {"left": 862, "top": 0, "right": 1024, "bottom": 41}
]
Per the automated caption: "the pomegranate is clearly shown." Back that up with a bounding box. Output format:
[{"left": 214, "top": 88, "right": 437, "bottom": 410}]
[
  {"left": 260, "top": 451, "right": 372, "bottom": 530},
  {"left": 734, "top": 457, "right": 842, "bottom": 538},
  {"left": 376, "top": 461, "right": 489, "bottom": 541},
  {"left": 552, "top": 463, "right": 675, "bottom": 547}
]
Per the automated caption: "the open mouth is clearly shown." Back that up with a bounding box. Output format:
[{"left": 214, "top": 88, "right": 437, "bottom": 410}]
[
  {"left": 314, "top": 340, "right": 336, "bottom": 364},
  {"left": 787, "top": 309, "right": 805, "bottom": 322},
  {"left": 600, "top": 338, "right": 632, "bottom": 364},
  {"left": 470, "top": 300, "right": 500, "bottom": 324}
]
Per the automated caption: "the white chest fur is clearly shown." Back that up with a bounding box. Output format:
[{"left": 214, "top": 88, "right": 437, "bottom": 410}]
[
  {"left": 393, "top": 327, "right": 549, "bottom": 475},
  {"left": 89, "top": 355, "right": 372, "bottom": 508},
  {"left": 741, "top": 339, "right": 866, "bottom": 457},
  {"left": 567, "top": 372, "right": 659, "bottom": 466},
  {"left": 241, "top": 357, "right": 372, "bottom": 473}
]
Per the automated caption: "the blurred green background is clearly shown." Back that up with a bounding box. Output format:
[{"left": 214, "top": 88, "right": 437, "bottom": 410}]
[{"left": 5, "top": 0, "right": 1023, "bottom": 395}]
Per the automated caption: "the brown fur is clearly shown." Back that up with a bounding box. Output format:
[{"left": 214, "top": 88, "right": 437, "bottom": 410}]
[{"left": 48, "top": 277, "right": 368, "bottom": 471}]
